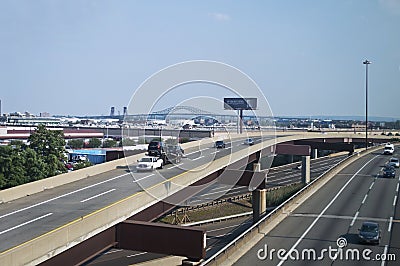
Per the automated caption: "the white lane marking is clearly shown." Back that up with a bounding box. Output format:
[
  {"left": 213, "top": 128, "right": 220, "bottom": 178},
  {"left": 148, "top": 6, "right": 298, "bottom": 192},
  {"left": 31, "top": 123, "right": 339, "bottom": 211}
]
[
  {"left": 126, "top": 252, "right": 147, "bottom": 258},
  {"left": 398, "top": 174, "right": 400, "bottom": 181},
  {"left": 369, "top": 182, "right": 374, "bottom": 190},
  {"left": 396, "top": 183, "right": 399, "bottom": 193},
  {"left": 192, "top": 156, "right": 205, "bottom": 161},
  {"left": 132, "top": 174, "right": 154, "bottom": 182},
  {"left": 388, "top": 217, "right": 393, "bottom": 232},
  {"left": 104, "top": 249, "right": 123, "bottom": 255},
  {"left": 381, "top": 245, "right": 388, "bottom": 266},
  {"left": 350, "top": 211, "right": 359, "bottom": 227},
  {"left": 169, "top": 163, "right": 183, "bottom": 169},
  {"left": 0, "top": 173, "right": 130, "bottom": 220},
  {"left": 0, "top": 213, "right": 53, "bottom": 236},
  {"left": 277, "top": 155, "right": 378, "bottom": 266},
  {"left": 393, "top": 195, "right": 397, "bottom": 206},
  {"left": 361, "top": 194, "right": 368, "bottom": 204},
  {"left": 80, "top": 189, "right": 116, "bottom": 203},
  {"left": 210, "top": 151, "right": 218, "bottom": 154},
  {"left": 185, "top": 148, "right": 208, "bottom": 156}
]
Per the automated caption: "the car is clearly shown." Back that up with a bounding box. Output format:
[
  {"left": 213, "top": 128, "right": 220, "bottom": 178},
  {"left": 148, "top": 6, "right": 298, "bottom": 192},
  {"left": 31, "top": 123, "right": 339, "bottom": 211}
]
[
  {"left": 358, "top": 221, "right": 381, "bottom": 244},
  {"left": 244, "top": 138, "right": 254, "bottom": 145},
  {"left": 383, "top": 143, "right": 395, "bottom": 155},
  {"left": 215, "top": 140, "right": 226, "bottom": 149},
  {"left": 389, "top": 157, "right": 400, "bottom": 168},
  {"left": 382, "top": 165, "right": 396, "bottom": 178},
  {"left": 136, "top": 156, "right": 163, "bottom": 171},
  {"left": 147, "top": 141, "right": 165, "bottom": 157}
]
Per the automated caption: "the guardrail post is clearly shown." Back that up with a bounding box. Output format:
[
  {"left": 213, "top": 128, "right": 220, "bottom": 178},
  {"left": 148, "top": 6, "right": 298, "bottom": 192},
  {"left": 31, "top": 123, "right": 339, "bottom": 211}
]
[
  {"left": 252, "top": 163, "right": 267, "bottom": 223},
  {"left": 301, "top": 155, "right": 311, "bottom": 184}
]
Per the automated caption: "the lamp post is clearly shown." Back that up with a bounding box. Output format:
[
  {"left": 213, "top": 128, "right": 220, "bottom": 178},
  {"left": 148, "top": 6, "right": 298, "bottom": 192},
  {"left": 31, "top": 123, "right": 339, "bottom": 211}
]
[{"left": 363, "top": 60, "right": 371, "bottom": 150}]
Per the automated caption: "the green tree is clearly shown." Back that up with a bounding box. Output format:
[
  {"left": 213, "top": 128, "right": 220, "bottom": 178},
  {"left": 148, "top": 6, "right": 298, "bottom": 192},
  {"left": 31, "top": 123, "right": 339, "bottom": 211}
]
[
  {"left": 86, "top": 138, "right": 101, "bottom": 148},
  {"left": 103, "top": 139, "right": 117, "bottom": 148},
  {"left": 68, "top": 139, "right": 84, "bottom": 149},
  {"left": 28, "top": 124, "right": 67, "bottom": 177},
  {"left": 0, "top": 146, "right": 13, "bottom": 188},
  {"left": 7, "top": 149, "right": 27, "bottom": 187},
  {"left": 23, "top": 148, "right": 46, "bottom": 182}
]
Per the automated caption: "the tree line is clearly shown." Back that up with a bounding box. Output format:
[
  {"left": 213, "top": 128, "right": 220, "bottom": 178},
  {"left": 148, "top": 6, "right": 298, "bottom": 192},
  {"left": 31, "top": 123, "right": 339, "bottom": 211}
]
[{"left": 0, "top": 125, "right": 67, "bottom": 189}]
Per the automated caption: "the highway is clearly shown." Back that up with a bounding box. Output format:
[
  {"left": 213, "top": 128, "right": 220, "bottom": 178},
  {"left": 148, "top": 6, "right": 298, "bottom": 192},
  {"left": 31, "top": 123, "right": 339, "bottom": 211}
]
[
  {"left": 234, "top": 149, "right": 400, "bottom": 265},
  {"left": 0, "top": 133, "right": 369, "bottom": 265},
  {"left": 85, "top": 154, "right": 348, "bottom": 265},
  {"left": 0, "top": 137, "right": 271, "bottom": 253}
]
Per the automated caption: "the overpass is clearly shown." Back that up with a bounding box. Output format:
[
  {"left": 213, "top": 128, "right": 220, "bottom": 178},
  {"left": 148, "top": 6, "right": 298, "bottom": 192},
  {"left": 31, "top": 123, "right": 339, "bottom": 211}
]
[{"left": 0, "top": 131, "right": 392, "bottom": 265}]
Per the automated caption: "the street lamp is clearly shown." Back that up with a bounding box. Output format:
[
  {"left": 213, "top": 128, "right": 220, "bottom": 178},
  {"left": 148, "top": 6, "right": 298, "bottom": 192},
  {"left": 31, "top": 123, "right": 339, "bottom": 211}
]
[{"left": 363, "top": 60, "right": 371, "bottom": 150}]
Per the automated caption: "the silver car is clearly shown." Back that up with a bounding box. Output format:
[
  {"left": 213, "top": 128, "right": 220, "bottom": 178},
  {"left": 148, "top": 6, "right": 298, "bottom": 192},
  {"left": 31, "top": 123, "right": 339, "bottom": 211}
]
[{"left": 389, "top": 157, "right": 400, "bottom": 168}]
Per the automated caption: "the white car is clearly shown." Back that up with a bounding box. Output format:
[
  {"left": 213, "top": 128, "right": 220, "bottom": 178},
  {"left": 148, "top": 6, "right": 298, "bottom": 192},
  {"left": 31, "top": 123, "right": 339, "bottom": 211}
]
[
  {"left": 136, "top": 156, "right": 163, "bottom": 171},
  {"left": 384, "top": 144, "right": 395, "bottom": 155},
  {"left": 389, "top": 157, "right": 400, "bottom": 168}
]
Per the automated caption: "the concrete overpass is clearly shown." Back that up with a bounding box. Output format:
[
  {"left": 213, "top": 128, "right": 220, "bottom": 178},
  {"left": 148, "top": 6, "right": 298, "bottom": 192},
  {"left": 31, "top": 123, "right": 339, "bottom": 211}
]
[{"left": 0, "top": 131, "right": 392, "bottom": 265}]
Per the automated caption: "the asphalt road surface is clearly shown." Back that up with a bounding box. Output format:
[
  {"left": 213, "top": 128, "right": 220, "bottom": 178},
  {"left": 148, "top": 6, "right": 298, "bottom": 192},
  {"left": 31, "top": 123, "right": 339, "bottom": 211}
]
[{"left": 235, "top": 149, "right": 400, "bottom": 266}]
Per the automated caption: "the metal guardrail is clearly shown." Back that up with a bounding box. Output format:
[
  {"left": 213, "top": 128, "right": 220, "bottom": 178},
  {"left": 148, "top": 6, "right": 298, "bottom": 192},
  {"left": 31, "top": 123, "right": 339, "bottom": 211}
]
[{"left": 200, "top": 145, "right": 385, "bottom": 265}]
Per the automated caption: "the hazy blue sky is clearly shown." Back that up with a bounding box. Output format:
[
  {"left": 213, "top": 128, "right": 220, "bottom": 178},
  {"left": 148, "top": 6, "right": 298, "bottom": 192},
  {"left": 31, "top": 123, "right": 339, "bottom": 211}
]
[{"left": 1, "top": 0, "right": 399, "bottom": 118}]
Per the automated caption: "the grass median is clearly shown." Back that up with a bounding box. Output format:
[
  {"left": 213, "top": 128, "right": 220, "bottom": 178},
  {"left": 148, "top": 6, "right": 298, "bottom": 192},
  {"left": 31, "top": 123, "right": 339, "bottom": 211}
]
[{"left": 158, "top": 182, "right": 304, "bottom": 224}]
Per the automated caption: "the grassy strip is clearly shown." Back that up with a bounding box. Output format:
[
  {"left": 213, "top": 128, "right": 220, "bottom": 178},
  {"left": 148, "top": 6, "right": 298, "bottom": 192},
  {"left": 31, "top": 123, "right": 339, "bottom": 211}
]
[
  {"left": 267, "top": 183, "right": 304, "bottom": 207},
  {"left": 159, "top": 183, "right": 304, "bottom": 224}
]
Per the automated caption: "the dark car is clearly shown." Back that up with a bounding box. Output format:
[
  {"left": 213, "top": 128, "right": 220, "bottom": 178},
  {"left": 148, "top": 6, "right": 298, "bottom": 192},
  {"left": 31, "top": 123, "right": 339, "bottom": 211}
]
[
  {"left": 383, "top": 165, "right": 396, "bottom": 178},
  {"left": 215, "top": 140, "right": 226, "bottom": 149},
  {"left": 147, "top": 141, "right": 165, "bottom": 157},
  {"left": 358, "top": 221, "right": 381, "bottom": 244}
]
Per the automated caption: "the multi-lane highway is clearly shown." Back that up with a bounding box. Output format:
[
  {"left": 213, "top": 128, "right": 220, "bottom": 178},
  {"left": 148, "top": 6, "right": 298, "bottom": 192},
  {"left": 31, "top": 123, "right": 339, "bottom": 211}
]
[
  {"left": 86, "top": 154, "right": 349, "bottom": 265},
  {"left": 0, "top": 137, "right": 269, "bottom": 253},
  {"left": 235, "top": 149, "right": 400, "bottom": 265}
]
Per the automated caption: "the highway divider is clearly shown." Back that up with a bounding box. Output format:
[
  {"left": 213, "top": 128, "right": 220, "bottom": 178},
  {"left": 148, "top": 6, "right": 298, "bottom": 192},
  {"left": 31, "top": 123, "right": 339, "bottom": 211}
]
[{"left": 201, "top": 144, "right": 385, "bottom": 266}]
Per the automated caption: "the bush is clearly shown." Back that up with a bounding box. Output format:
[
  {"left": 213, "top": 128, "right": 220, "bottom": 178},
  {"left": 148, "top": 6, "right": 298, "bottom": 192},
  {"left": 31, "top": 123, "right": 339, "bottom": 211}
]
[
  {"left": 103, "top": 139, "right": 117, "bottom": 148},
  {"left": 86, "top": 138, "right": 102, "bottom": 148},
  {"left": 68, "top": 139, "right": 84, "bottom": 149}
]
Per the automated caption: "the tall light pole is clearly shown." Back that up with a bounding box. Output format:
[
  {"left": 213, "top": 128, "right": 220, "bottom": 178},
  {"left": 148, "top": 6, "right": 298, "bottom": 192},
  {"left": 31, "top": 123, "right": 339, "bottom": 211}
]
[{"left": 363, "top": 60, "right": 371, "bottom": 150}]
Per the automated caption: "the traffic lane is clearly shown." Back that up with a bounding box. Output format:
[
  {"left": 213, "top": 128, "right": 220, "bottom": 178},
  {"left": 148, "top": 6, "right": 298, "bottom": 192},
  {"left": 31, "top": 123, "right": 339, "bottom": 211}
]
[
  {"left": 290, "top": 154, "right": 381, "bottom": 218},
  {"left": 0, "top": 138, "right": 258, "bottom": 251},
  {"left": 387, "top": 172, "right": 400, "bottom": 266},
  {"left": 234, "top": 153, "right": 380, "bottom": 265},
  {"left": 357, "top": 175, "right": 398, "bottom": 222},
  {"left": 204, "top": 217, "right": 253, "bottom": 258},
  {"left": 284, "top": 218, "right": 388, "bottom": 266},
  {"left": 85, "top": 249, "right": 166, "bottom": 266},
  {"left": 291, "top": 169, "right": 394, "bottom": 265},
  {"left": 190, "top": 155, "right": 350, "bottom": 203},
  {"left": 233, "top": 215, "right": 320, "bottom": 266}
]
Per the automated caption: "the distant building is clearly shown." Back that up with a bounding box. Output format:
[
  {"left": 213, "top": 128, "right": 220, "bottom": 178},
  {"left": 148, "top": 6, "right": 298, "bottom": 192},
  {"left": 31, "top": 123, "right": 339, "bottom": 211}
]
[
  {"left": 40, "top": 112, "right": 51, "bottom": 117},
  {"left": 6, "top": 116, "right": 61, "bottom": 126}
]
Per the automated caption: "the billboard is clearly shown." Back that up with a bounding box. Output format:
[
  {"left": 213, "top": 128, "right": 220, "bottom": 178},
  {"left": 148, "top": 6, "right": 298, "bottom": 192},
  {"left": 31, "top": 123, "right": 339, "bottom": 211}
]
[{"left": 224, "top": 98, "right": 257, "bottom": 110}]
